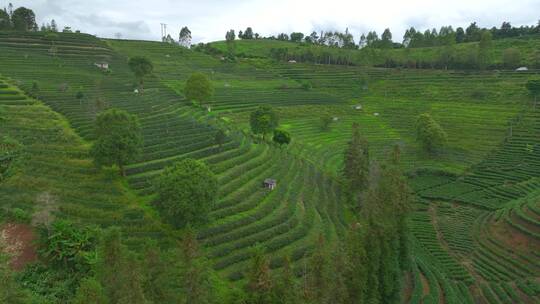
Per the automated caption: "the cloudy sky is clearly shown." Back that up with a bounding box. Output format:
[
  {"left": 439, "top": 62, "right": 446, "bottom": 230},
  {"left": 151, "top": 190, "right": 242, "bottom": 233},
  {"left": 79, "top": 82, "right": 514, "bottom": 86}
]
[{"left": 4, "top": 0, "right": 540, "bottom": 43}]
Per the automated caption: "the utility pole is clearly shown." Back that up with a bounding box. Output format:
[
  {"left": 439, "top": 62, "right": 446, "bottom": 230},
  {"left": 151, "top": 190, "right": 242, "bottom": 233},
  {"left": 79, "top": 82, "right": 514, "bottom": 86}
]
[{"left": 160, "top": 23, "right": 168, "bottom": 41}]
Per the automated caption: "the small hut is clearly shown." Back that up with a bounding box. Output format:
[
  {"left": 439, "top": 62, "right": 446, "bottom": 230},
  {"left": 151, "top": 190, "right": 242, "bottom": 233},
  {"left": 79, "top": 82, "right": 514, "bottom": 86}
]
[
  {"left": 263, "top": 178, "right": 277, "bottom": 190},
  {"left": 94, "top": 62, "right": 109, "bottom": 70},
  {"left": 516, "top": 67, "right": 528, "bottom": 71}
]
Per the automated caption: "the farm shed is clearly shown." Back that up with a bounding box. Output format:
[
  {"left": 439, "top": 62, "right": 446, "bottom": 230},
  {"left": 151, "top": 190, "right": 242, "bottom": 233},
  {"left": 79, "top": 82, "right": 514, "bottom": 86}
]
[
  {"left": 94, "top": 62, "right": 109, "bottom": 69},
  {"left": 263, "top": 178, "right": 277, "bottom": 190}
]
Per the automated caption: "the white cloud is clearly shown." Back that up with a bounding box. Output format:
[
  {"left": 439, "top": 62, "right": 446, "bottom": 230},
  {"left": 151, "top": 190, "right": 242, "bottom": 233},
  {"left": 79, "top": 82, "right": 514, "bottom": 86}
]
[{"left": 5, "top": 0, "right": 539, "bottom": 43}]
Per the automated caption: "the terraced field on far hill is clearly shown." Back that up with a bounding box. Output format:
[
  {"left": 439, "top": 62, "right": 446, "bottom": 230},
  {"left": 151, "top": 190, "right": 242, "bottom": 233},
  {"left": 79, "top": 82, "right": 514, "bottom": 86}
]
[{"left": 0, "top": 32, "right": 345, "bottom": 279}]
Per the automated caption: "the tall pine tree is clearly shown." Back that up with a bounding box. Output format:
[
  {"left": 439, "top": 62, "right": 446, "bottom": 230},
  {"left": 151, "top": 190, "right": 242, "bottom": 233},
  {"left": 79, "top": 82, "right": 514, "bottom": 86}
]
[{"left": 342, "top": 123, "right": 370, "bottom": 207}]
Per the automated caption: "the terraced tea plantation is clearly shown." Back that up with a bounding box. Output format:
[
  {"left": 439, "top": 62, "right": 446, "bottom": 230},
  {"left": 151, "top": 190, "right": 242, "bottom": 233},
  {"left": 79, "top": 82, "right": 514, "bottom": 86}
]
[
  {"left": 1, "top": 31, "right": 539, "bottom": 303},
  {"left": 0, "top": 32, "right": 344, "bottom": 280}
]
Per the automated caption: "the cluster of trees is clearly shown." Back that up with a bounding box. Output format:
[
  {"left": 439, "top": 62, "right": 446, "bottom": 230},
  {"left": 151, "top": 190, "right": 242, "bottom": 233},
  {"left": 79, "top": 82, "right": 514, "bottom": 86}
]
[
  {"left": 338, "top": 123, "right": 412, "bottom": 303},
  {"left": 0, "top": 4, "right": 76, "bottom": 33},
  {"left": 1, "top": 221, "right": 222, "bottom": 303},
  {"left": 0, "top": 4, "right": 37, "bottom": 31},
  {"left": 404, "top": 21, "right": 540, "bottom": 48},
  {"left": 249, "top": 106, "right": 291, "bottom": 147}
]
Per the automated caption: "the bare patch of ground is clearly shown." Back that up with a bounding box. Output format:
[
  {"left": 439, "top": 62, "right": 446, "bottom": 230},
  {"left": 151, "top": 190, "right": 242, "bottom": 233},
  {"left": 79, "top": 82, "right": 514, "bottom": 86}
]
[{"left": 0, "top": 222, "right": 38, "bottom": 270}]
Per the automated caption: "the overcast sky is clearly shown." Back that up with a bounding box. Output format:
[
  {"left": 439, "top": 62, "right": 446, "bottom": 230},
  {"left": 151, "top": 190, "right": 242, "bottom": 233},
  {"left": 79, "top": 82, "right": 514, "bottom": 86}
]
[{"left": 4, "top": 0, "right": 540, "bottom": 43}]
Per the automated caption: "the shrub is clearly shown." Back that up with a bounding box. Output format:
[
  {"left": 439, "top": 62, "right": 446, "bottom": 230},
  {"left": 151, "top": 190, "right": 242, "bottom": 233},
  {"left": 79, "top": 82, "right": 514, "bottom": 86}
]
[{"left": 416, "top": 113, "right": 447, "bottom": 154}]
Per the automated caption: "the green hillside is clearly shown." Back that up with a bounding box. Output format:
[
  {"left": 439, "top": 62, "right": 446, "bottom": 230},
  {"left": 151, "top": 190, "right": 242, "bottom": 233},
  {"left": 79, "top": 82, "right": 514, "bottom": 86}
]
[
  {"left": 1, "top": 29, "right": 539, "bottom": 303},
  {"left": 208, "top": 35, "right": 540, "bottom": 68},
  {"left": 0, "top": 32, "right": 344, "bottom": 282}
]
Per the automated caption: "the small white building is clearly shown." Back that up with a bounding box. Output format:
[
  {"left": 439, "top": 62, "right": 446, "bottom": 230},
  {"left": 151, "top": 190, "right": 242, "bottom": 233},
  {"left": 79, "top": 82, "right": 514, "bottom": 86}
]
[
  {"left": 374, "top": 112, "right": 380, "bottom": 116},
  {"left": 288, "top": 60, "right": 297, "bottom": 64},
  {"left": 354, "top": 104, "right": 362, "bottom": 110},
  {"left": 516, "top": 67, "right": 528, "bottom": 71},
  {"left": 94, "top": 62, "right": 109, "bottom": 70},
  {"left": 263, "top": 179, "right": 277, "bottom": 190}
]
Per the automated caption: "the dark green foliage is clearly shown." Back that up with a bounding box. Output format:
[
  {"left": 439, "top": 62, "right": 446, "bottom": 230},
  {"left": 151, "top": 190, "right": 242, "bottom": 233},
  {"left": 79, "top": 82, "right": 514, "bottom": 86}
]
[
  {"left": 39, "top": 220, "right": 97, "bottom": 273},
  {"left": 0, "top": 135, "right": 22, "bottom": 181},
  {"left": 18, "top": 263, "right": 78, "bottom": 302},
  {"left": 154, "top": 159, "right": 218, "bottom": 228},
  {"left": 11, "top": 7, "right": 36, "bottom": 31},
  {"left": 320, "top": 114, "right": 333, "bottom": 131},
  {"left": 29, "top": 81, "right": 40, "bottom": 97},
  {"left": 342, "top": 123, "right": 370, "bottom": 205},
  {"left": 142, "top": 244, "right": 177, "bottom": 303},
  {"left": 96, "top": 228, "right": 147, "bottom": 304},
  {"left": 416, "top": 113, "right": 447, "bottom": 154},
  {"left": 0, "top": 247, "right": 30, "bottom": 303},
  {"left": 301, "top": 80, "right": 312, "bottom": 90},
  {"left": 249, "top": 106, "right": 279, "bottom": 139},
  {"left": 526, "top": 78, "right": 540, "bottom": 107},
  {"left": 72, "top": 277, "right": 108, "bottom": 304},
  {"left": 478, "top": 31, "right": 492, "bottom": 69},
  {"left": 344, "top": 226, "right": 367, "bottom": 303},
  {"left": 178, "top": 228, "right": 216, "bottom": 304},
  {"left": 184, "top": 72, "right": 214, "bottom": 105},
  {"left": 245, "top": 246, "right": 273, "bottom": 304},
  {"left": 91, "top": 108, "right": 143, "bottom": 175},
  {"left": 75, "top": 90, "right": 84, "bottom": 103},
  {"left": 128, "top": 56, "right": 153, "bottom": 91},
  {"left": 272, "top": 256, "right": 300, "bottom": 304},
  {"left": 290, "top": 32, "right": 304, "bottom": 42},
  {"left": 272, "top": 129, "right": 291, "bottom": 147},
  {"left": 214, "top": 129, "right": 227, "bottom": 148},
  {"left": 0, "top": 9, "right": 11, "bottom": 30},
  {"left": 305, "top": 235, "right": 331, "bottom": 303},
  {"left": 225, "top": 30, "right": 236, "bottom": 57}
]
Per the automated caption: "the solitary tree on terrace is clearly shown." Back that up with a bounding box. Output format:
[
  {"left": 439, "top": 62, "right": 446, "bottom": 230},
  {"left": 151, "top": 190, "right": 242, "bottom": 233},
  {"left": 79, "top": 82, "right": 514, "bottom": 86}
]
[
  {"left": 91, "top": 108, "right": 142, "bottom": 176},
  {"left": 416, "top": 113, "right": 447, "bottom": 154},
  {"left": 154, "top": 159, "right": 218, "bottom": 228},
  {"left": 128, "top": 56, "right": 153, "bottom": 93},
  {"left": 225, "top": 29, "right": 236, "bottom": 56},
  {"left": 273, "top": 129, "right": 291, "bottom": 147},
  {"left": 250, "top": 105, "right": 279, "bottom": 140},
  {"left": 179, "top": 26, "right": 192, "bottom": 47},
  {"left": 184, "top": 72, "right": 214, "bottom": 108}
]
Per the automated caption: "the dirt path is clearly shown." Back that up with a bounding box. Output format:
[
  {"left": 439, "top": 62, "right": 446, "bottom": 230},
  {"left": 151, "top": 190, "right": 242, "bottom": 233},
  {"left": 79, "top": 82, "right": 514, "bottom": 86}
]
[
  {"left": 419, "top": 271, "right": 430, "bottom": 297},
  {"left": 0, "top": 223, "right": 38, "bottom": 270}
]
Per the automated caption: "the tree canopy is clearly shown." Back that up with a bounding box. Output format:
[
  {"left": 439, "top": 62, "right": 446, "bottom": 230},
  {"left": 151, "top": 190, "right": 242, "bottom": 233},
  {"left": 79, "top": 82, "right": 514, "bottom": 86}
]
[
  {"left": 249, "top": 106, "right": 279, "bottom": 139},
  {"left": 91, "top": 108, "right": 143, "bottom": 175},
  {"left": 0, "top": 9, "right": 11, "bottom": 30},
  {"left": 416, "top": 113, "right": 447, "bottom": 154},
  {"left": 128, "top": 56, "right": 153, "bottom": 92},
  {"left": 273, "top": 129, "right": 291, "bottom": 147},
  {"left": 12, "top": 7, "right": 36, "bottom": 31},
  {"left": 154, "top": 159, "right": 218, "bottom": 228},
  {"left": 342, "top": 122, "right": 370, "bottom": 205},
  {"left": 184, "top": 73, "right": 214, "bottom": 105}
]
